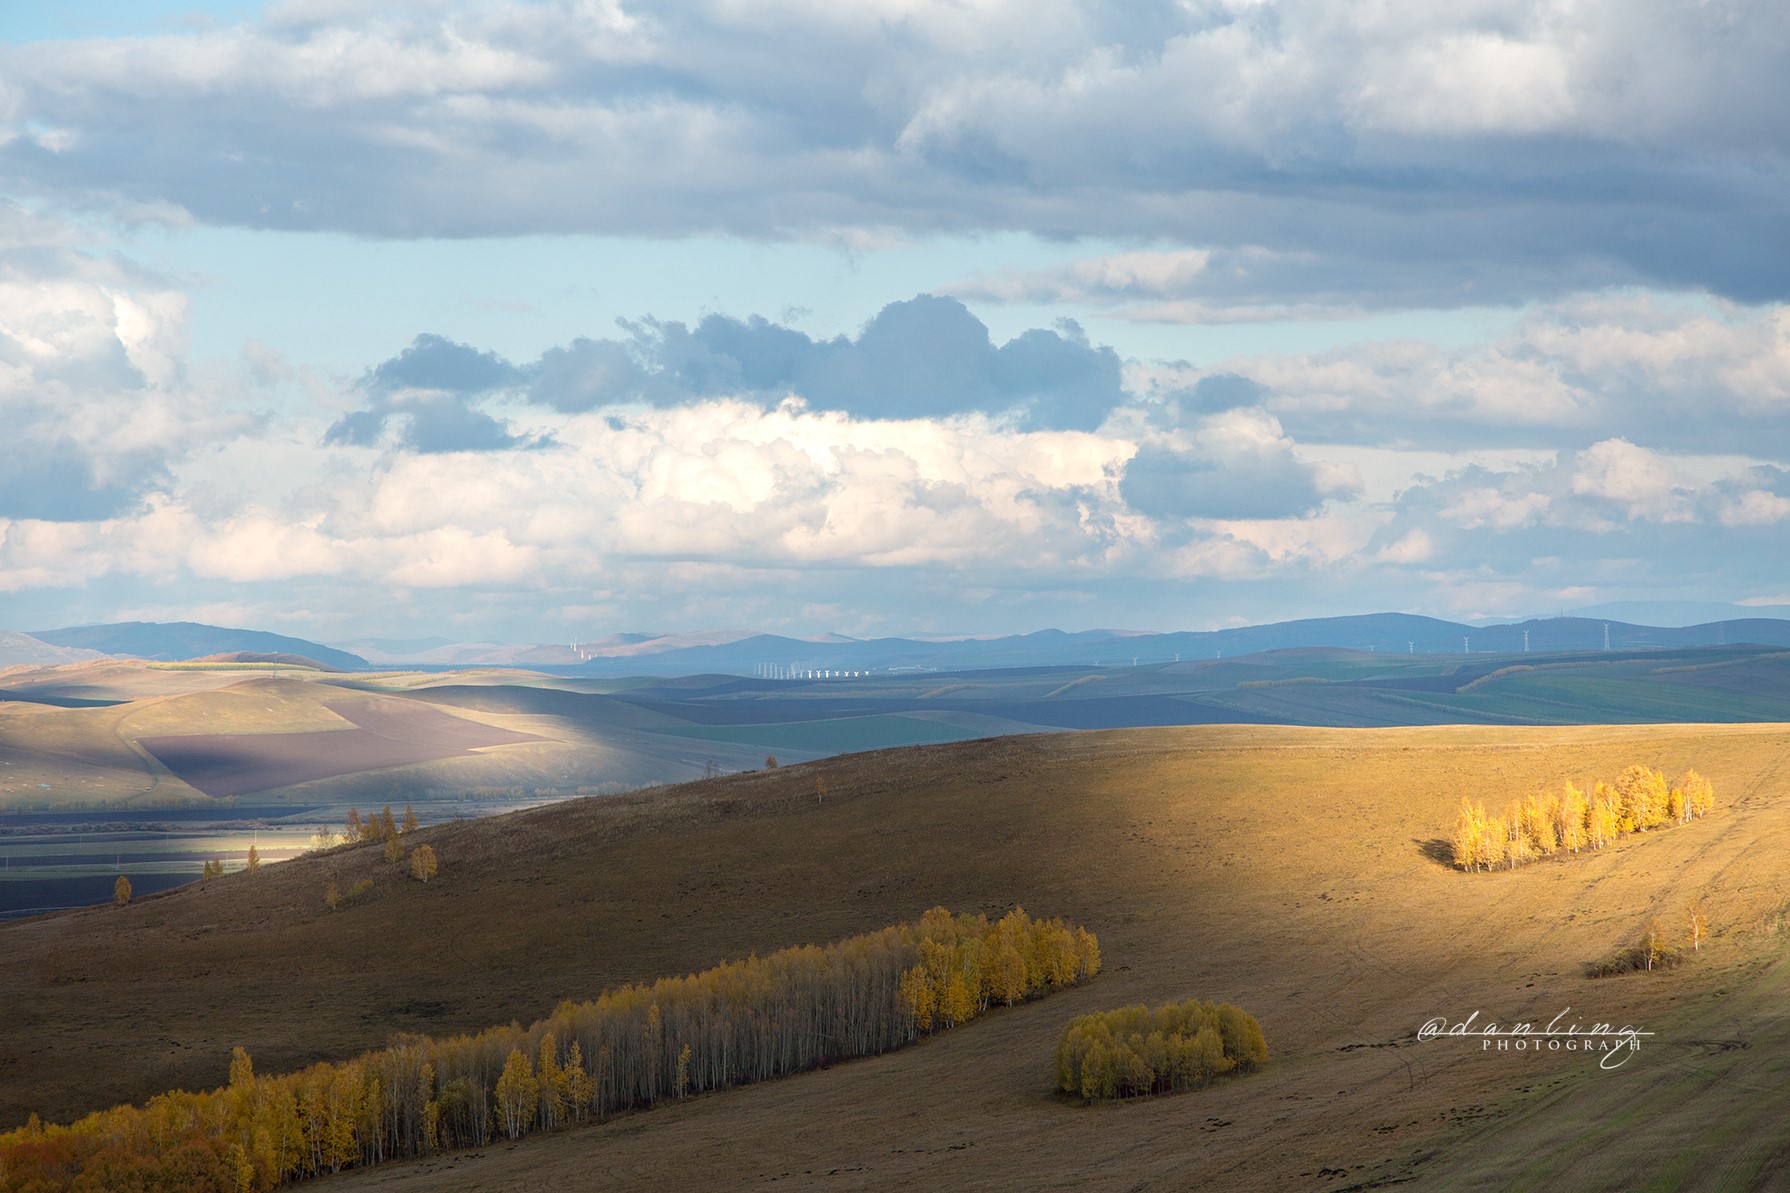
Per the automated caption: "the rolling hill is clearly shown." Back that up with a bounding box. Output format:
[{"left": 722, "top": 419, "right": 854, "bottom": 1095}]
[
  {"left": 4, "top": 723, "right": 1789, "bottom": 1189},
  {"left": 7, "top": 646, "right": 1790, "bottom": 814},
  {"left": 27, "top": 622, "right": 368, "bottom": 670}
]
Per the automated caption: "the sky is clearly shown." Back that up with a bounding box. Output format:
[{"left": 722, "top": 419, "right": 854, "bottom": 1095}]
[{"left": 1, "top": 0, "right": 1787, "bottom": 644}]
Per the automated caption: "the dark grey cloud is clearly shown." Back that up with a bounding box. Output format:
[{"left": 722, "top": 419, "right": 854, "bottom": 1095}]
[
  {"left": 327, "top": 335, "right": 541, "bottom": 452},
  {"left": 366, "top": 333, "right": 524, "bottom": 395},
  {"left": 1175, "top": 373, "right": 1269, "bottom": 417},
  {"left": 324, "top": 393, "right": 538, "bottom": 453},
  {"left": 5, "top": 2, "right": 1789, "bottom": 306},
  {"left": 528, "top": 296, "right": 1125, "bottom": 428},
  {"left": 727, "top": 296, "right": 1121, "bottom": 428},
  {"left": 335, "top": 298, "right": 1123, "bottom": 451},
  {"left": 529, "top": 337, "right": 648, "bottom": 412},
  {"left": 400, "top": 394, "right": 535, "bottom": 454}
]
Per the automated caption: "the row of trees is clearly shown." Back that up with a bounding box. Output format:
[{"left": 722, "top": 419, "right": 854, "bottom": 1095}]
[
  {"left": 1055, "top": 999, "right": 1267, "bottom": 1100},
  {"left": 1450, "top": 765, "right": 1714, "bottom": 871},
  {"left": 0, "top": 907, "right": 1099, "bottom": 1191}
]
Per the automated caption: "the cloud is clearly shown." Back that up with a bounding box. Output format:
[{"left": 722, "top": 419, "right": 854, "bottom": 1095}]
[
  {"left": 323, "top": 391, "right": 540, "bottom": 453},
  {"left": 1119, "top": 408, "right": 1357, "bottom": 521},
  {"left": 340, "top": 295, "right": 1128, "bottom": 430},
  {"left": 4, "top": 2, "right": 1790, "bottom": 306},
  {"left": 1719, "top": 489, "right": 1790, "bottom": 527},
  {"left": 0, "top": 225, "right": 245, "bottom": 521},
  {"left": 1164, "top": 296, "right": 1790, "bottom": 453},
  {"left": 724, "top": 295, "right": 1124, "bottom": 427},
  {"left": 325, "top": 334, "right": 542, "bottom": 452},
  {"left": 1354, "top": 449, "right": 1790, "bottom": 621},
  {"left": 0, "top": 437, "right": 148, "bottom": 522},
  {"left": 365, "top": 333, "right": 523, "bottom": 394},
  {"left": 529, "top": 337, "right": 648, "bottom": 411},
  {"left": 1569, "top": 438, "right": 1692, "bottom": 522},
  {"left": 953, "top": 249, "right": 1214, "bottom": 305}
]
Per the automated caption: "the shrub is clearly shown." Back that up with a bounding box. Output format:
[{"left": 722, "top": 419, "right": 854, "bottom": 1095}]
[{"left": 1057, "top": 998, "right": 1266, "bottom": 1100}]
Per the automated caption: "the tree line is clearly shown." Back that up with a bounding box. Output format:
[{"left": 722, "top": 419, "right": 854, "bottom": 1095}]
[
  {"left": 1055, "top": 999, "right": 1267, "bottom": 1100},
  {"left": 1450, "top": 765, "right": 1714, "bottom": 871},
  {"left": 0, "top": 907, "right": 1098, "bottom": 1191}
]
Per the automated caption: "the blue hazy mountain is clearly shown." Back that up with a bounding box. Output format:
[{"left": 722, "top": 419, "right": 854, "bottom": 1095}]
[{"left": 29, "top": 622, "right": 368, "bottom": 670}]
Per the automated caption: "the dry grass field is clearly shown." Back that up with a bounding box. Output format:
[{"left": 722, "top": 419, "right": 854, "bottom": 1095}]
[{"left": 4, "top": 722, "right": 1789, "bottom": 1190}]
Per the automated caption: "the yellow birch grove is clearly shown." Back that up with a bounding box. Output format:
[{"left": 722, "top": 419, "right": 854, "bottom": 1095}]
[
  {"left": 1056, "top": 999, "right": 1267, "bottom": 1100},
  {"left": 1449, "top": 765, "right": 1713, "bottom": 872},
  {"left": 1556, "top": 782, "right": 1589, "bottom": 853},
  {"left": 0, "top": 908, "right": 1098, "bottom": 1191}
]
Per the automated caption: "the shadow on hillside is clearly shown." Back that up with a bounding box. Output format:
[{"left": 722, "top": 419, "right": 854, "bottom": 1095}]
[{"left": 1416, "top": 837, "right": 1455, "bottom": 868}]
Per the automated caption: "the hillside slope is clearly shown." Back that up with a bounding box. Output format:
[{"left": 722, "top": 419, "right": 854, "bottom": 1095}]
[
  {"left": 4, "top": 723, "right": 1789, "bottom": 1189},
  {"left": 28, "top": 622, "right": 368, "bottom": 670}
]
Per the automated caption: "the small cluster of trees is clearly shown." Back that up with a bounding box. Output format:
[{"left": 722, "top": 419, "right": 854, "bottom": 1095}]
[
  {"left": 1451, "top": 765, "right": 1714, "bottom": 872},
  {"left": 897, "top": 907, "right": 1100, "bottom": 1031},
  {"left": 343, "top": 805, "right": 416, "bottom": 846},
  {"left": 1056, "top": 999, "right": 1267, "bottom": 1100},
  {"left": 1594, "top": 901, "right": 1712, "bottom": 976},
  {"left": 0, "top": 907, "right": 1099, "bottom": 1191},
  {"left": 323, "top": 878, "right": 374, "bottom": 912},
  {"left": 341, "top": 805, "right": 435, "bottom": 876}
]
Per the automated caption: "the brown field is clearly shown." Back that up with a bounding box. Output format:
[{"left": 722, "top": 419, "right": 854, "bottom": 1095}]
[
  {"left": 135, "top": 699, "right": 549, "bottom": 798},
  {"left": 4, "top": 722, "right": 1789, "bottom": 1190}
]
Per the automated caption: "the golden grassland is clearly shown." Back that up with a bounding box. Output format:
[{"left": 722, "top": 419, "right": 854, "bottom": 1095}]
[{"left": 4, "top": 722, "right": 1790, "bottom": 1189}]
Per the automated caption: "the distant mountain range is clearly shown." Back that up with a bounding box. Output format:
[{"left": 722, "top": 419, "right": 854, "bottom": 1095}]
[
  {"left": 0, "top": 631, "right": 106, "bottom": 669},
  {"left": 25, "top": 622, "right": 368, "bottom": 670},
  {"left": 1547, "top": 600, "right": 1790, "bottom": 627},
  {"left": 4, "top": 613, "right": 1789, "bottom": 676},
  {"left": 527, "top": 614, "right": 1790, "bottom": 677},
  {"left": 333, "top": 629, "right": 784, "bottom": 667}
]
